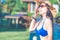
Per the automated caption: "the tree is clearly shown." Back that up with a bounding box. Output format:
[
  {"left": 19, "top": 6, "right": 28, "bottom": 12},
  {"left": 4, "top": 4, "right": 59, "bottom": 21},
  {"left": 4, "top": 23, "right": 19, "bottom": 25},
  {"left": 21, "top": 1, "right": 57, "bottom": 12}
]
[
  {"left": 5, "top": 0, "right": 16, "bottom": 14},
  {"left": 49, "top": 0, "right": 60, "bottom": 12},
  {"left": 49, "top": 0, "right": 58, "bottom": 4},
  {"left": 1, "top": 0, "right": 28, "bottom": 14},
  {"left": 13, "top": 0, "right": 28, "bottom": 12},
  {"left": 0, "top": 2, "right": 3, "bottom": 17},
  {"left": 57, "top": 0, "right": 60, "bottom": 12}
]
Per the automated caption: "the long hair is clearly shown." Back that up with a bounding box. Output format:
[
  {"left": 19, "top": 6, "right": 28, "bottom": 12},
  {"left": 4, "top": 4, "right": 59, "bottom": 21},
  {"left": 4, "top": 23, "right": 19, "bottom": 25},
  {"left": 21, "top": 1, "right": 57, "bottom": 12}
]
[
  {"left": 37, "top": 3, "right": 53, "bottom": 23},
  {"left": 46, "top": 8, "right": 53, "bottom": 23}
]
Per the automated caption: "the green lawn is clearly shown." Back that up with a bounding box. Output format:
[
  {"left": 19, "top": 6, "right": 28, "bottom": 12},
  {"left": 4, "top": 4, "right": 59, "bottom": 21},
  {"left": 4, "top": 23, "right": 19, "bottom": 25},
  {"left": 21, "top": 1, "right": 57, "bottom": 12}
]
[{"left": 0, "top": 29, "right": 30, "bottom": 40}]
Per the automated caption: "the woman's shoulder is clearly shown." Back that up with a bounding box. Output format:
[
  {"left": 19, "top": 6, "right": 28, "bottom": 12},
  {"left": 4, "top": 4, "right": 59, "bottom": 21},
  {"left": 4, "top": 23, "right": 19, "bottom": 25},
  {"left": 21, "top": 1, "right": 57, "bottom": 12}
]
[
  {"left": 45, "top": 18, "right": 52, "bottom": 23},
  {"left": 45, "top": 18, "right": 52, "bottom": 28}
]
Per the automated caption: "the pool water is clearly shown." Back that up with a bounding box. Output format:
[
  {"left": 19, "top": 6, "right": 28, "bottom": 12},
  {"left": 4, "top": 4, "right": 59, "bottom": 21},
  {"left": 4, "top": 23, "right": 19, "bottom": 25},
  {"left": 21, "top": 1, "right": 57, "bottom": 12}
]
[{"left": 53, "top": 23, "right": 60, "bottom": 40}]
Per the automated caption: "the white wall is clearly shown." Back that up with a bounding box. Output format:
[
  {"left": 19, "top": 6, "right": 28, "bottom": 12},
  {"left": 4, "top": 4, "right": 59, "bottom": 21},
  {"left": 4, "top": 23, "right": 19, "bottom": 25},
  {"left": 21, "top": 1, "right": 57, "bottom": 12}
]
[
  {"left": 53, "top": 4, "right": 59, "bottom": 13},
  {"left": 30, "top": 3, "right": 35, "bottom": 13}
]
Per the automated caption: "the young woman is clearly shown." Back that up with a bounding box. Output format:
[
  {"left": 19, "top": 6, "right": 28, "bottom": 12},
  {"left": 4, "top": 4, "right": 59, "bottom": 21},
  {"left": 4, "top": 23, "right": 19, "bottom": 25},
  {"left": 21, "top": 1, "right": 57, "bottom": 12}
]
[{"left": 29, "top": 1, "right": 56, "bottom": 40}]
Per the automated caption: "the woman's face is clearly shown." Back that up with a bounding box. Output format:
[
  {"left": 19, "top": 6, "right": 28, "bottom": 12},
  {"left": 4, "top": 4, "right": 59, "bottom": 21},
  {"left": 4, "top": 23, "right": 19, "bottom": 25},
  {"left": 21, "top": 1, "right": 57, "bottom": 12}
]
[{"left": 38, "top": 3, "right": 48, "bottom": 15}]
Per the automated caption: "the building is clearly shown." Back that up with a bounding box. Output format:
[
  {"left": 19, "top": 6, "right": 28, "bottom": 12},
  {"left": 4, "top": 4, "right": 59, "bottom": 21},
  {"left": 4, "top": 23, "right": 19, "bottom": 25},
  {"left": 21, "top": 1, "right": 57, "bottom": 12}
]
[
  {"left": 22, "top": 0, "right": 48, "bottom": 13},
  {"left": 22, "top": 0, "right": 36, "bottom": 13}
]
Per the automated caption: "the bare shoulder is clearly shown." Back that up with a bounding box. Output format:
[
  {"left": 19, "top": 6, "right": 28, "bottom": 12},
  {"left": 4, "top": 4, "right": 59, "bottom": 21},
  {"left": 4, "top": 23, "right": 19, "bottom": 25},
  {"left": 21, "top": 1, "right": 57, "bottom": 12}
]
[
  {"left": 45, "top": 18, "right": 52, "bottom": 23},
  {"left": 45, "top": 18, "right": 52, "bottom": 28}
]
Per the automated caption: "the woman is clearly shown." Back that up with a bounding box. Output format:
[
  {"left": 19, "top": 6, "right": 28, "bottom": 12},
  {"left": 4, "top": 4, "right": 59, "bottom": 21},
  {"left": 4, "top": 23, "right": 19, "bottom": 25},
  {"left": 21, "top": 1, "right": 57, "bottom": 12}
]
[{"left": 29, "top": 1, "right": 56, "bottom": 40}]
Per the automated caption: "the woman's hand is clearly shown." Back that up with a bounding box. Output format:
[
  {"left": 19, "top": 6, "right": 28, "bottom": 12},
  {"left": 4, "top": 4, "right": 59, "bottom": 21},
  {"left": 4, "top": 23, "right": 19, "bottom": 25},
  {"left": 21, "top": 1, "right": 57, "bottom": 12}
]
[
  {"left": 33, "top": 7, "right": 39, "bottom": 18},
  {"left": 29, "top": 5, "right": 39, "bottom": 32}
]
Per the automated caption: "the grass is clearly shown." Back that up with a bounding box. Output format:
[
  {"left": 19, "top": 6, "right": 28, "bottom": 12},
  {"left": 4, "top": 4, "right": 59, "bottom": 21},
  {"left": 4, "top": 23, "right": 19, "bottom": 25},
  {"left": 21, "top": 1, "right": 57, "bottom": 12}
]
[{"left": 0, "top": 29, "right": 30, "bottom": 40}]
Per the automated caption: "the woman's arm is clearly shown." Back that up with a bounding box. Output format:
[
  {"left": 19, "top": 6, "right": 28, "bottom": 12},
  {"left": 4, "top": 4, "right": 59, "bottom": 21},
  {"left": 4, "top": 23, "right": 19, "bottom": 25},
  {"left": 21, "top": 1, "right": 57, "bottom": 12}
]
[
  {"left": 29, "top": 3, "right": 39, "bottom": 32},
  {"left": 46, "top": 19, "right": 52, "bottom": 40},
  {"left": 29, "top": 19, "right": 36, "bottom": 32}
]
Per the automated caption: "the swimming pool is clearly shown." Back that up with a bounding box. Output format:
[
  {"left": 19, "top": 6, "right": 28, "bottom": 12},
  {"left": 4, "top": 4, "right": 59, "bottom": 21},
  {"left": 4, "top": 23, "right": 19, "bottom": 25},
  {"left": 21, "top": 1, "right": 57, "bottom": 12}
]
[{"left": 53, "top": 23, "right": 60, "bottom": 40}]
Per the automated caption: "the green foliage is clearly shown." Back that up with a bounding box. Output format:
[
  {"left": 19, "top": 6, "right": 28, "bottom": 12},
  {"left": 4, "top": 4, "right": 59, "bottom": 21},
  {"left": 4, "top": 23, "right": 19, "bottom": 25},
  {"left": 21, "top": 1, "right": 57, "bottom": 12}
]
[
  {"left": 56, "top": 12, "right": 60, "bottom": 17},
  {"left": 11, "top": 11, "right": 17, "bottom": 15},
  {"left": 6, "top": 0, "right": 16, "bottom": 8},
  {"left": 13, "top": 0, "right": 28, "bottom": 12},
  {"left": 27, "top": 12, "right": 34, "bottom": 17},
  {"left": 49, "top": 0, "right": 58, "bottom": 4},
  {"left": 0, "top": 3, "right": 3, "bottom": 12},
  {"left": 20, "top": 2, "right": 28, "bottom": 12},
  {"left": 1, "top": 0, "right": 28, "bottom": 14}
]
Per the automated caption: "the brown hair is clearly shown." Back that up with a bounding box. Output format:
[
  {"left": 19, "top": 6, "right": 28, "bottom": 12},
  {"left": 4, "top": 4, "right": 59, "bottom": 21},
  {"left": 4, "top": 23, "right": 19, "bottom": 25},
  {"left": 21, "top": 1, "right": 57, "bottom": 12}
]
[
  {"left": 38, "top": 2, "right": 53, "bottom": 22},
  {"left": 35, "top": 0, "right": 57, "bottom": 17}
]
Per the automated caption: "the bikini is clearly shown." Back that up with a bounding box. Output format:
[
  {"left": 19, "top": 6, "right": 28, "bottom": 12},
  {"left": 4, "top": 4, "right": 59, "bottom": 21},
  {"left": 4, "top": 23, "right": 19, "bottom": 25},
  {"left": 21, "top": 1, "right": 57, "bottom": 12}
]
[{"left": 35, "top": 20, "right": 48, "bottom": 37}]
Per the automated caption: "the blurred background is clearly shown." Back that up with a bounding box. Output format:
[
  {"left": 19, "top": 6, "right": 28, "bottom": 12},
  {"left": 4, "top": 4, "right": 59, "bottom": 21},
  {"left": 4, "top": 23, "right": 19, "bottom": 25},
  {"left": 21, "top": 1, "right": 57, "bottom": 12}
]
[{"left": 0, "top": 0, "right": 60, "bottom": 40}]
